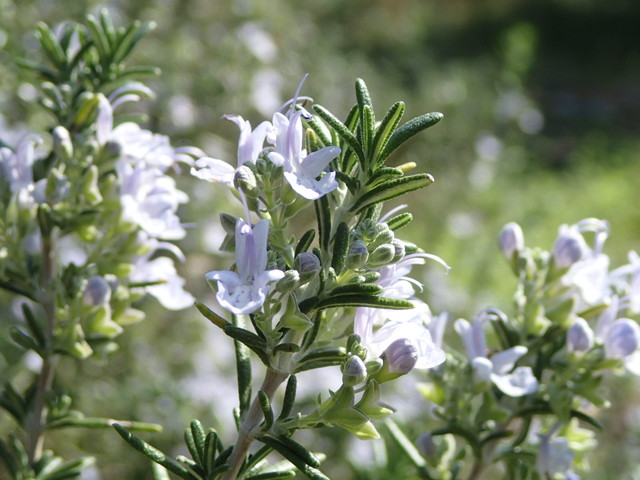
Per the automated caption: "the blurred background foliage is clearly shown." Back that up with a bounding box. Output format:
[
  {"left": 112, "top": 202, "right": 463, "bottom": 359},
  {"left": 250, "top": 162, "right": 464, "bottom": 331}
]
[{"left": 1, "top": 0, "right": 639, "bottom": 478}]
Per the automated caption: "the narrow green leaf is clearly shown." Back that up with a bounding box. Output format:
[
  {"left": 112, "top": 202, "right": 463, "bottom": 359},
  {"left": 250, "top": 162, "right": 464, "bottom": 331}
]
[
  {"left": 312, "top": 105, "right": 365, "bottom": 167},
  {"left": 99, "top": 9, "right": 117, "bottom": 50},
  {"left": 255, "top": 435, "right": 322, "bottom": 470},
  {"left": 386, "top": 212, "right": 413, "bottom": 231},
  {"left": 46, "top": 417, "right": 162, "bottom": 431},
  {"left": 10, "top": 327, "right": 40, "bottom": 352},
  {"left": 35, "top": 23, "right": 67, "bottom": 69},
  {"left": 384, "top": 419, "right": 427, "bottom": 470},
  {"left": 314, "top": 196, "right": 331, "bottom": 252},
  {"left": 203, "top": 430, "right": 220, "bottom": 473},
  {"left": 112, "top": 424, "right": 195, "bottom": 479},
  {"left": 229, "top": 319, "right": 253, "bottom": 414},
  {"left": 258, "top": 391, "right": 274, "bottom": 430},
  {"left": 86, "top": 15, "right": 111, "bottom": 59},
  {"left": 340, "top": 104, "right": 360, "bottom": 173},
  {"left": 1, "top": 383, "right": 25, "bottom": 423},
  {"left": 0, "top": 279, "right": 36, "bottom": 301},
  {"left": 355, "top": 78, "right": 373, "bottom": 113},
  {"left": 303, "top": 114, "right": 333, "bottom": 148},
  {"left": 379, "top": 112, "right": 443, "bottom": 162},
  {"left": 331, "top": 222, "right": 350, "bottom": 275},
  {"left": 245, "top": 470, "right": 296, "bottom": 479},
  {"left": 13, "top": 58, "right": 57, "bottom": 81},
  {"left": 114, "top": 21, "right": 156, "bottom": 65},
  {"left": 295, "top": 229, "right": 315, "bottom": 257},
  {"left": 294, "top": 359, "right": 344, "bottom": 373},
  {"left": 314, "top": 295, "right": 413, "bottom": 310},
  {"left": 297, "top": 346, "right": 347, "bottom": 364},
  {"left": 39, "top": 457, "right": 95, "bottom": 480},
  {"left": 22, "top": 303, "right": 46, "bottom": 347},
  {"left": 360, "top": 105, "right": 374, "bottom": 161},
  {"left": 364, "top": 166, "right": 404, "bottom": 187},
  {"left": 273, "top": 343, "right": 300, "bottom": 354},
  {"left": 326, "top": 284, "right": 383, "bottom": 297},
  {"left": 278, "top": 376, "right": 297, "bottom": 421},
  {"left": 195, "top": 302, "right": 229, "bottom": 328},
  {"left": 298, "top": 297, "right": 319, "bottom": 315},
  {"left": 372, "top": 101, "right": 405, "bottom": 162},
  {"left": 334, "top": 171, "right": 358, "bottom": 194},
  {"left": 349, "top": 173, "right": 434, "bottom": 214},
  {"left": 119, "top": 66, "right": 162, "bottom": 78},
  {"left": 0, "top": 439, "right": 18, "bottom": 476}
]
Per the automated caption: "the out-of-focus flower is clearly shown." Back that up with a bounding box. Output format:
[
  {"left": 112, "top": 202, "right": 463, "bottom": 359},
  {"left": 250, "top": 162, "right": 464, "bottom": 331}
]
[
  {"left": 455, "top": 316, "right": 538, "bottom": 396},
  {"left": 499, "top": 222, "right": 524, "bottom": 262},
  {"left": 603, "top": 318, "right": 640, "bottom": 359},
  {"left": 83, "top": 276, "right": 111, "bottom": 306},
  {"left": 206, "top": 218, "right": 284, "bottom": 315},
  {"left": 268, "top": 110, "right": 340, "bottom": 200},
  {"left": 130, "top": 240, "right": 194, "bottom": 311},
  {"left": 0, "top": 134, "right": 46, "bottom": 204},
  {"left": 354, "top": 303, "right": 446, "bottom": 371},
  {"left": 536, "top": 434, "right": 580, "bottom": 480},
  {"left": 117, "top": 161, "right": 188, "bottom": 240},
  {"left": 567, "top": 317, "right": 594, "bottom": 353}
]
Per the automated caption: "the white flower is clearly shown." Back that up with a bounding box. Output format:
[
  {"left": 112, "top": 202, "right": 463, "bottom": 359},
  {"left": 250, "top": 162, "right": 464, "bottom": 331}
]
[
  {"left": 117, "top": 161, "right": 188, "bottom": 240},
  {"left": 536, "top": 435, "right": 579, "bottom": 479},
  {"left": 354, "top": 303, "right": 446, "bottom": 370},
  {"left": 455, "top": 317, "right": 538, "bottom": 397},
  {"left": 0, "top": 134, "right": 46, "bottom": 203},
  {"left": 267, "top": 110, "right": 340, "bottom": 200},
  {"left": 131, "top": 241, "right": 194, "bottom": 311},
  {"left": 98, "top": 94, "right": 198, "bottom": 172},
  {"left": 206, "top": 218, "right": 284, "bottom": 315},
  {"left": 191, "top": 115, "right": 270, "bottom": 185}
]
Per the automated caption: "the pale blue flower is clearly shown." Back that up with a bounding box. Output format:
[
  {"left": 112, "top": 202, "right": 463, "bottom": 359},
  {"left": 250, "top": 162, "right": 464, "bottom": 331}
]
[
  {"left": 131, "top": 239, "right": 194, "bottom": 311},
  {"left": 267, "top": 110, "right": 340, "bottom": 200},
  {"left": 191, "top": 115, "right": 270, "bottom": 185},
  {"left": 117, "top": 161, "right": 188, "bottom": 240},
  {"left": 206, "top": 218, "right": 284, "bottom": 315},
  {"left": 354, "top": 301, "right": 446, "bottom": 370},
  {"left": 536, "top": 434, "right": 580, "bottom": 480},
  {"left": 0, "top": 134, "right": 46, "bottom": 204},
  {"left": 499, "top": 222, "right": 524, "bottom": 261},
  {"left": 567, "top": 317, "right": 594, "bottom": 353},
  {"left": 455, "top": 316, "right": 538, "bottom": 396}
]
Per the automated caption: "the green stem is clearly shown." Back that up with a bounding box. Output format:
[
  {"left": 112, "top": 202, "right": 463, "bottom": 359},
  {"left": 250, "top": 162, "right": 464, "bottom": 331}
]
[{"left": 26, "top": 232, "right": 58, "bottom": 465}]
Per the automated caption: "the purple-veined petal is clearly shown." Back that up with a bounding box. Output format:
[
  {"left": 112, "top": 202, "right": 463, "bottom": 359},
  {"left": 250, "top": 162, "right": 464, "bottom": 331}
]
[{"left": 190, "top": 157, "right": 235, "bottom": 184}]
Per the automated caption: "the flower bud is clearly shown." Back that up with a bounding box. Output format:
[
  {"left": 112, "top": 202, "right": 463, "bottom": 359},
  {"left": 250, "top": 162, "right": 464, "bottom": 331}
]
[
  {"left": 383, "top": 338, "right": 418, "bottom": 374},
  {"left": 499, "top": 222, "right": 524, "bottom": 262},
  {"left": 52, "top": 126, "right": 73, "bottom": 161},
  {"left": 105, "top": 140, "right": 122, "bottom": 157},
  {"left": 83, "top": 276, "right": 111, "bottom": 306},
  {"left": 416, "top": 432, "right": 437, "bottom": 459},
  {"left": 342, "top": 355, "right": 367, "bottom": 387},
  {"left": 552, "top": 229, "right": 586, "bottom": 269},
  {"left": 233, "top": 165, "right": 258, "bottom": 197},
  {"left": 294, "top": 252, "right": 321, "bottom": 284},
  {"left": 567, "top": 317, "right": 594, "bottom": 353},
  {"left": 369, "top": 224, "right": 394, "bottom": 249},
  {"left": 346, "top": 240, "right": 369, "bottom": 270},
  {"left": 604, "top": 318, "right": 640, "bottom": 358},
  {"left": 391, "top": 238, "right": 406, "bottom": 263},
  {"left": 276, "top": 269, "right": 300, "bottom": 293},
  {"left": 81, "top": 165, "right": 103, "bottom": 205},
  {"left": 367, "top": 244, "right": 395, "bottom": 267}
]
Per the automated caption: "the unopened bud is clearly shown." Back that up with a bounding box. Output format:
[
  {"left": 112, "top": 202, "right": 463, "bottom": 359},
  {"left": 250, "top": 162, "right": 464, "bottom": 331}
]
[
  {"left": 83, "top": 276, "right": 111, "bottom": 306},
  {"left": 52, "top": 126, "right": 73, "bottom": 161},
  {"left": 234, "top": 165, "right": 258, "bottom": 197},
  {"left": 552, "top": 229, "right": 586, "bottom": 269},
  {"left": 416, "top": 432, "right": 437, "bottom": 459},
  {"left": 605, "top": 318, "right": 640, "bottom": 358},
  {"left": 346, "top": 240, "right": 369, "bottom": 270},
  {"left": 391, "top": 239, "right": 406, "bottom": 263},
  {"left": 370, "top": 224, "right": 394, "bottom": 249},
  {"left": 383, "top": 338, "right": 418, "bottom": 374},
  {"left": 81, "top": 165, "right": 103, "bottom": 205},
  {"left": 294, "top": 252, "right": 321, "bottom": 284},
  {"left": 368, "top": 244, "right": 395, "bottom": 267},
  {"left": 276, "top": 270, "right": 300, "bottom": 293},
  {"left": 105, "top": 140, "right": 122, "bottom": 157},
  {"left": 567, "top": 318, "right": 594, "bottom": 353},
  {"left": 342, "top": 355, "right": 367, "bottom": 387},
  {"left": 499, "top": 222, "right": 524, "bottom": 262}
]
